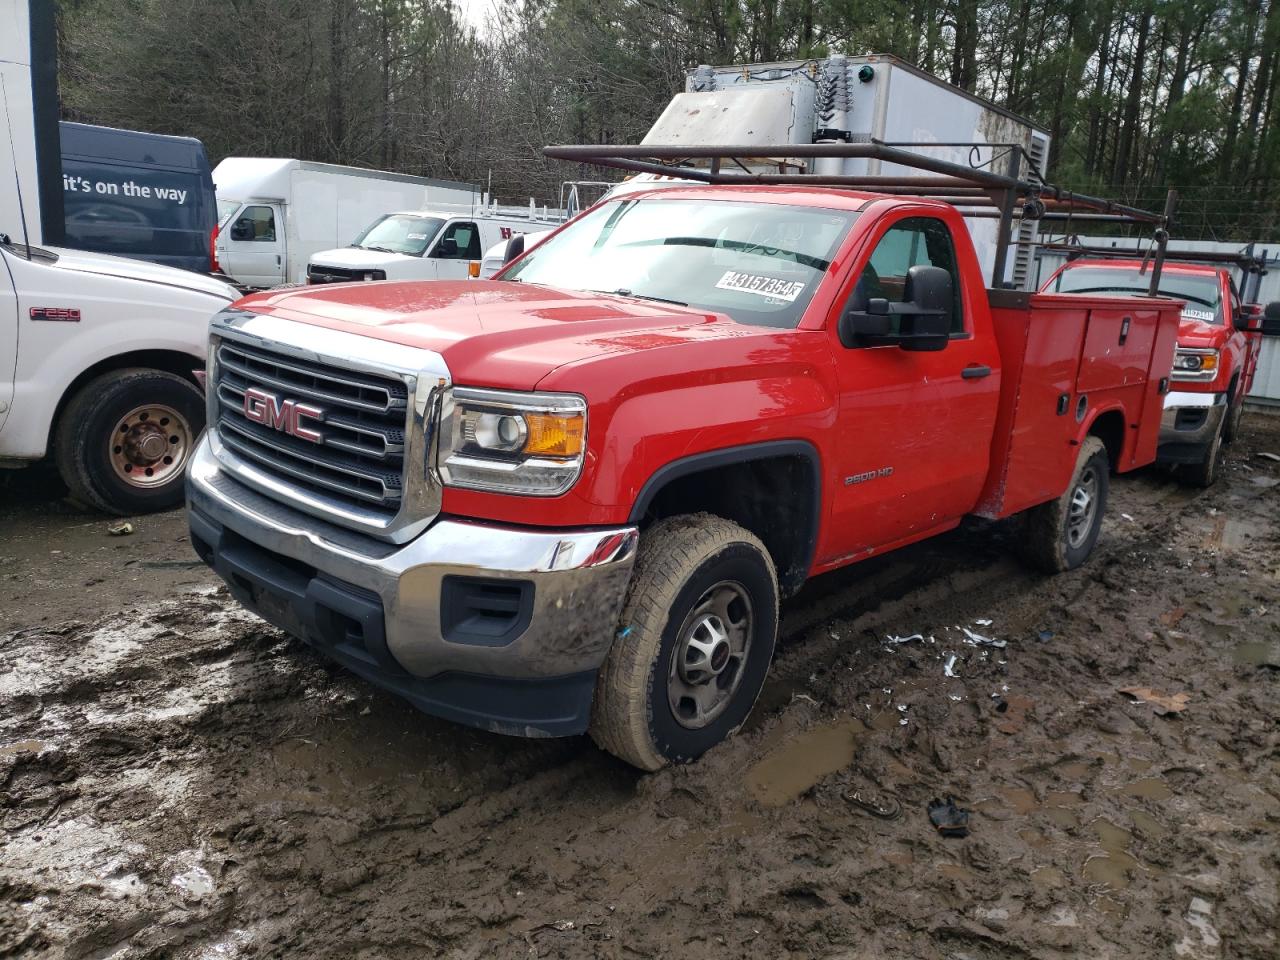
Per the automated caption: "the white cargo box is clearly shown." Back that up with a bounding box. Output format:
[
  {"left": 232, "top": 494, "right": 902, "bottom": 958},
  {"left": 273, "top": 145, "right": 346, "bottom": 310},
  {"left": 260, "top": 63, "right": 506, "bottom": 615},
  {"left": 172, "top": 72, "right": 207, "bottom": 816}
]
[{"left": 645, "top": 55, "right": 1051, "bottom": 289}]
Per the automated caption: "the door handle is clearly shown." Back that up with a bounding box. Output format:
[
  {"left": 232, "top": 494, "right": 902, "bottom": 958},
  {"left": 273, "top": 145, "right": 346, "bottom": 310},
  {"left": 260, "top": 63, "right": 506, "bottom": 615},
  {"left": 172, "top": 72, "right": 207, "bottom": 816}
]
[
  {"left": 1119, "top": 316, "right": 1130, "bottom": 345},
  {"left": 962, "top": 364, "right": 992, "bottom": 380}
]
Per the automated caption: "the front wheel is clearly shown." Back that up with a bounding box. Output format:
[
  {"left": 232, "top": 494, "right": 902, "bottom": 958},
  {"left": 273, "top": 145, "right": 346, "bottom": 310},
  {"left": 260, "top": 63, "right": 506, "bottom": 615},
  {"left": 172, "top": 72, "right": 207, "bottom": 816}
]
[
  {"left": 590, "top": 514, "right": 779, "bottom": 771},
  {"left": 1018, "top": 436, "right": 1109, "bottom": 573},
  {"left": 1222, "top": 378, "right": 1244, "bottom": 444},
  {"left": 55, "top": 368, "right": 205, "bottom": 515},
  {"left": 1182, "top": 415, "right": 1224, "bottom": 488}
]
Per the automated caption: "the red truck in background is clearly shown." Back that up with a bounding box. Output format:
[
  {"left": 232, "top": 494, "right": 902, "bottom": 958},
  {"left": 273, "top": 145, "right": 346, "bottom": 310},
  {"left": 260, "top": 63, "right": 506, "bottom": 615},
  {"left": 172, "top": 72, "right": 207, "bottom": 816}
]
[
  {"left": 1043, "top": 254, "right": 1280, "bottom": 486},
  {"left": 186, "top": 183, "right": 1185, "bottom": 770}
]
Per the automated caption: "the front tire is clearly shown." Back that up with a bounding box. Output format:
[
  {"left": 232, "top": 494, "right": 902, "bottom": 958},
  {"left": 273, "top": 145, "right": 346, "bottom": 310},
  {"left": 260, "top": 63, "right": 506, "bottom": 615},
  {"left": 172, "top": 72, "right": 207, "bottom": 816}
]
[
  {"left": 1018, "top": 436, "right": 1109, "bottom": 573},
  {"left": 1183, "top": 415, "right": 1224, "bottom": 488},
  {"left": 590, "top": 514, "right": 779, "bottom": 771},
  {"left": 1222, "top": 378, "right": 1244, "bottom": 444},
  {"left": 54, "top": 368, "right": 205, "bottom": 515}
]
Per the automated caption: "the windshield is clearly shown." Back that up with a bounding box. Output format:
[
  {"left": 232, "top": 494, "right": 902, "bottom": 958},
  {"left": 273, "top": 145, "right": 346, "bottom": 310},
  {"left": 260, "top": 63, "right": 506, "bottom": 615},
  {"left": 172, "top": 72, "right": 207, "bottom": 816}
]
[
  {"left": 216, "top": 199, "right": 240, "bottom": 228},
  {"left": 351, "top": 215, "right": 445, "bottom": 257},
  {"left": 1052, "top": 265, "right": 1223, "bottom": 324},
  {"left": 503, "top": 198, "right": 857, "bottom": 329}
]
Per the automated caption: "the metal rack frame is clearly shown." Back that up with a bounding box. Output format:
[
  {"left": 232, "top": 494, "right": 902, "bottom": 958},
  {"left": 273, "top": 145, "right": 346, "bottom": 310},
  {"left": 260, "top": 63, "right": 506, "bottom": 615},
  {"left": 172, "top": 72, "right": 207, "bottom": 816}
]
[
  {"left": 1040, "top": 240, "right": 1270, "bottom": 303},
  {"left": 543, "top": 141, "right": 1176, "bottom": 293}
]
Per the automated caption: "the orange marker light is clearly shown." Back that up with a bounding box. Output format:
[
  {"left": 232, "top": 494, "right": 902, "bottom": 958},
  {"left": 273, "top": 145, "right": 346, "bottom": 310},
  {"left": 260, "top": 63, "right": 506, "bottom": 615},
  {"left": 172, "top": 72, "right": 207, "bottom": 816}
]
[{"left": 523, "top": 413, "right": 585, "bottom": 458}]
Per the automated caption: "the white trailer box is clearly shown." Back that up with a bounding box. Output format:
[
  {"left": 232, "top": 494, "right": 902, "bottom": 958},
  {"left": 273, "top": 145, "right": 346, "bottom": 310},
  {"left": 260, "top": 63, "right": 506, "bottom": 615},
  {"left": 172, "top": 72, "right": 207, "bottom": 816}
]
[
  {"left": 212, "top": 158, "right": 478, "bottom": 288},
  {"left": 644, "top": 54, "right": 1051, "bottom": 289}
]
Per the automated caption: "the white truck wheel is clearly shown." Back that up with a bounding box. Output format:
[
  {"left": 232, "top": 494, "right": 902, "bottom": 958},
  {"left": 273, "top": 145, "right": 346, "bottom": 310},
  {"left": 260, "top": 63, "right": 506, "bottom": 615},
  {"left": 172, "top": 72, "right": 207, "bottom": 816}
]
[{"left": 55, "top": 368, "right": 205, "bottom": 515}]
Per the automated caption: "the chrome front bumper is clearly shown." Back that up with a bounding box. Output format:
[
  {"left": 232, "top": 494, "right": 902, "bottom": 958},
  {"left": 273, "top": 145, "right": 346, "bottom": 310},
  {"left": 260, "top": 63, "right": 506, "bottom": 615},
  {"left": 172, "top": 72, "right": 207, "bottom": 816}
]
[
  {"left": 1157, "top": 391, "right": 1223, "bottom": 465},
  {"left": 1159, "top": 390, "right": 1227, "bottom": 451},
  {"left": 187, "top": 434, "right": 638, "bottom": 735}
]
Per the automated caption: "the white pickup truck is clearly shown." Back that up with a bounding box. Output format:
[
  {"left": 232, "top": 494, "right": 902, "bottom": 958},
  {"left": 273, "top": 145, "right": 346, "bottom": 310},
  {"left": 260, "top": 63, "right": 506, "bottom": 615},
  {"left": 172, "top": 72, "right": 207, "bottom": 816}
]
[
  {"left": 2, "top": 0, "right": 238, "bottom": 514},
  {"left": 0, "top": 238, "right": 237, "bottom": 513}
]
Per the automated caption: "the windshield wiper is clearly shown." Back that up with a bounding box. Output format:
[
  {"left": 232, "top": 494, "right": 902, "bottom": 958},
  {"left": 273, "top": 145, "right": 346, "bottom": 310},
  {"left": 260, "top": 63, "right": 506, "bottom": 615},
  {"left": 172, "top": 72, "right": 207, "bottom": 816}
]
[
  {"left": 591, "top": 288, "right": 688, "bottom": 307},
  {"left": 361, "top": 245, "right": 399, "bottom": 255}
]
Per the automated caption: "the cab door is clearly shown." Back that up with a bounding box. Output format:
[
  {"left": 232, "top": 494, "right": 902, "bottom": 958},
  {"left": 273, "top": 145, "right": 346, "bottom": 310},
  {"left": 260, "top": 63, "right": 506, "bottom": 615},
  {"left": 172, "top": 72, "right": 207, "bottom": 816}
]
[
  {"left": 428, "top": 219, "right": 482, "bottom": 280},
  {"left": 218, "top": 203, "right": 285, "bottom": 287},
  {"left": 0, "top": 248, "right": 17, "bottom": 434},
  {"left": 823, "top": 213, "right": 1002, "bottom": 558}
]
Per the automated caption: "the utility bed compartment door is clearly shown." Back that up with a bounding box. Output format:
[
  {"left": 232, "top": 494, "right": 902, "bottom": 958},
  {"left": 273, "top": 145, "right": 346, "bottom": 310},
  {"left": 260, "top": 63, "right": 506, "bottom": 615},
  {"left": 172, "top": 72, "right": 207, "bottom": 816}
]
[
  {"left": 976, "top": 292, "right": 1180, "bottom": 520},
  {"left": 976, "top": 292, "right": 1086, "bottom": 519},
  {"left": 1075, "top": 305, "right": 1159, "bottom": 393}
]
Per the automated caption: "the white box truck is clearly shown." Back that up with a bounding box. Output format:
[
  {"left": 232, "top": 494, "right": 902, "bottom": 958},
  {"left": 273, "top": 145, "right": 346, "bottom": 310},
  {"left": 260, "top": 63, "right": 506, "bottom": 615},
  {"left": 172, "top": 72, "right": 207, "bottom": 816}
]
[
  {"left": 212, "top": 158, "right": 478, "bottom": 288},
  {"left": 1, "top": 0, "right": 238, "bottom": 515},
  {"left": 645, "top": 54, "right": 1052, "bottom": 289}
]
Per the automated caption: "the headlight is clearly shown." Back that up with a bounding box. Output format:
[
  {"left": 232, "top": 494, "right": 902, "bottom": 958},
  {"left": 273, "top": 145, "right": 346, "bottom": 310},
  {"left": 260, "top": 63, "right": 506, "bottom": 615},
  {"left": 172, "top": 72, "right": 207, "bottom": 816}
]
[
  {"left": 1172, "top": 347, "right": 1218, "bottom": 380},
  {"left": 437, "top": 387, "right": 586, "bottom": 495}
]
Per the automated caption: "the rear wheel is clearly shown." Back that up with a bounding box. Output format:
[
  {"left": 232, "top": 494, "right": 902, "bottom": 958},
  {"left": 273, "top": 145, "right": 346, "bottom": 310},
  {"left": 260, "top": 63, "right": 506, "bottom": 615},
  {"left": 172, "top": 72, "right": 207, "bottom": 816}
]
[
  {"left": 55, "top": 368, "right": 205, "bottom": 515},
  {"left": 590, "top": 514, "right": 779, "bottom": 771},
  {"left": 1018, "top": 436, "right": 1109, "bottom": 573}
]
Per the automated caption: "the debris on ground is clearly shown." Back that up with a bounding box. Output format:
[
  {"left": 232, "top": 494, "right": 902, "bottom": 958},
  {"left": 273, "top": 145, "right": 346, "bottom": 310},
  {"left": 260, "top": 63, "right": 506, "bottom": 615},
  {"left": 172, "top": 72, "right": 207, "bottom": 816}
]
[
  {"left": 106, "top": 521, "right": 134, "bottom": 536},
  {"left": 1119, "top": 686, "right": 1191, "bottom": 715},
  {"left": 993, "top": 693, "right": 1034, "bottom": 734},
  {"left": 1256, "top": 451, "right": 1280, "bottom": 462},
  {"left": 843, "top": 788, "right": 903, "bottom": 820},
  {"left": 927, "top": 796, "right": 971, "bottom": 838}
]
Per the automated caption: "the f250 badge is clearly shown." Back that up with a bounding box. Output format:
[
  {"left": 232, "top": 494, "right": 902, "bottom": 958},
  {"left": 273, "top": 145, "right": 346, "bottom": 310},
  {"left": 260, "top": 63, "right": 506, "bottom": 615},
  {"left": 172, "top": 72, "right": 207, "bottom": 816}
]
[
  {"left": 243, "top": 387, "right": 324, "bottom": 443},
  {"left": 845, "top": 466, "right": 894, "bottom": 486}
]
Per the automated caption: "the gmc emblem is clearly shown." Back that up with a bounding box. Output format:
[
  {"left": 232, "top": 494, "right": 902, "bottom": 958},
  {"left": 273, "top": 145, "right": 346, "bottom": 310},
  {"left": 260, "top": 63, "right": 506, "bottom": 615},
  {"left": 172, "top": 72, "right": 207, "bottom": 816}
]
[{"left": 243, "top": 386, "right": 323, "bottom": 443}]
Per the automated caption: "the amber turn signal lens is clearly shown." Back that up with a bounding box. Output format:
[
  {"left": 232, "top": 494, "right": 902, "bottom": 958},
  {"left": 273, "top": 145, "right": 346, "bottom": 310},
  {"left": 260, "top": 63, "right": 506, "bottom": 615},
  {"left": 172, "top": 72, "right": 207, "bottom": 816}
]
[
  {"left": 523, "top": 413, "right": 585, "bottom": 457},
  {"left": 468, "top": 260, "right": 481, "bottom": 278}
]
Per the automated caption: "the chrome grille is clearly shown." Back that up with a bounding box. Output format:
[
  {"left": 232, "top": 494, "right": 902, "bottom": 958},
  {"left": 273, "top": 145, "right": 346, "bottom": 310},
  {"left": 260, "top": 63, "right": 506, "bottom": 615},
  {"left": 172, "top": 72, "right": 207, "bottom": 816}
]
[{"left": 213, "top": 339, "right": 409, "bottom": 519}]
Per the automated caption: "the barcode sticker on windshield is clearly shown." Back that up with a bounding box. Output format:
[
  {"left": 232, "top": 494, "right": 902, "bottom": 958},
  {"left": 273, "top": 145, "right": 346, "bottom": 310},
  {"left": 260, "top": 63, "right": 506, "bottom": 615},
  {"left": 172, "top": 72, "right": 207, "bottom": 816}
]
[
  {"left": 1181, "top": 307, "right": 1214, "bottom": 322},
  {"left": 716, "top": 271, "right": 805, "bottom": 302}
]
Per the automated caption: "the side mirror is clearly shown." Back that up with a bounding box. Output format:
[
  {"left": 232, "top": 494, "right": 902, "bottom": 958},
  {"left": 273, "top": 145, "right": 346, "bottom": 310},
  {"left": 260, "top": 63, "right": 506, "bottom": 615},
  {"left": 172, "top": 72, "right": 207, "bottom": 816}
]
[
  {"left": 437, "top": 237, "right": 459, "bottom": 258},
  {"left": 230, "top": 219, "right": 254, "bottom": 241},
  {"left": 897, "top": 265, "right": 953, "bottom": 352},
  {"left": 1237, "top": 303, "right": 1263, "bottom": 332},
  {"left": 838, "top": 265, "right": 953, "bottom": 351},
  {"left": 1263, "top": 301, "right": 1280, "bottom": 337},
  {"left": 502, "top": 233, "right": 526, "bottom": 265},
  {"left": 838, "top": 300, "right": 890, "bottom": 347}
]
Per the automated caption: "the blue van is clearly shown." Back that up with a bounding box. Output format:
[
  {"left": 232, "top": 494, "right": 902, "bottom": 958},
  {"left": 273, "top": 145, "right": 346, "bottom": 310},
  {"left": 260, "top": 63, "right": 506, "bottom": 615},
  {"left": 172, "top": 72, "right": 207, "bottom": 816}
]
[{"left": 60, "top": 122, "right": 217, "bottom": 273}]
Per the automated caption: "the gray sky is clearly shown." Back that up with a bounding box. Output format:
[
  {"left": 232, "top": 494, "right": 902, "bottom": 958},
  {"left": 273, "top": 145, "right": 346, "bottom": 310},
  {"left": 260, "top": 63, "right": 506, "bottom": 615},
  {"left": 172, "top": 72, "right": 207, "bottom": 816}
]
[{"left": 455, "top": 0, "right": 497, "bottom": 33}]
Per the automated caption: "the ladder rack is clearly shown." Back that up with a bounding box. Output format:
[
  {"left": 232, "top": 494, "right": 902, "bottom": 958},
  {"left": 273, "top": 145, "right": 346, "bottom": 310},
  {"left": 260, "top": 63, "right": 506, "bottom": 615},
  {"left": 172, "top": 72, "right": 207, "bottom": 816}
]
[{"left": 543, "top": 140, "right": 1177, "bottom": 293}]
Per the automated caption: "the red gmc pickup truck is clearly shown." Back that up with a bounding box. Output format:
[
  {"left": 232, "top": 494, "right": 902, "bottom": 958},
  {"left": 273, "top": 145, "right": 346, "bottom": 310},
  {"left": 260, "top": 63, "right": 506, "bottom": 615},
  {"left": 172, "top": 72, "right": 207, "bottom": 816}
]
[
  {"left": 1043, "top": 258, "right": 1280, "bottom": 485},
  {"left": 187, "top": 186, "right": 1182, "bottom": 769}
]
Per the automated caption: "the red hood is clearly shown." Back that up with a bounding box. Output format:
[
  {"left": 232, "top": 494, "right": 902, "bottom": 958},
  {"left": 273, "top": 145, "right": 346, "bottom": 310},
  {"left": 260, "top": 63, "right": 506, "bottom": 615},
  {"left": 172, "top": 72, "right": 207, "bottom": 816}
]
[
  {"left": 1176, "top": 314, "right": 1228, "bottom": 348},
  {"left": 235, "top": 280, "right": 756, "bottom": 389}
]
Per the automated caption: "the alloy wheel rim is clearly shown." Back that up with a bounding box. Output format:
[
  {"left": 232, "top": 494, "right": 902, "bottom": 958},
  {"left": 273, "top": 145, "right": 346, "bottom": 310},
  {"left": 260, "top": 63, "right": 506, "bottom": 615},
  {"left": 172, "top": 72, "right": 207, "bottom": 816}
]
[
  {"left": 108, "top": 404, "right": 192, "bottom": 489},
  {"left": 1066, "top": 466, "right": 1099, "bottom": 549},
  {"left": 667, "top": 580, "right": 753, "bottom": 730}
]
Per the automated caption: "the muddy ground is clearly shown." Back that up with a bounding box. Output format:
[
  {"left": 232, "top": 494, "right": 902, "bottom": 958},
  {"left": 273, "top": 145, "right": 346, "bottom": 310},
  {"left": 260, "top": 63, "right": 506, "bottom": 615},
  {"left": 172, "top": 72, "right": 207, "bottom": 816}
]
[{"left": 2, "top": 417, "right": 1279, "bottom": 960}]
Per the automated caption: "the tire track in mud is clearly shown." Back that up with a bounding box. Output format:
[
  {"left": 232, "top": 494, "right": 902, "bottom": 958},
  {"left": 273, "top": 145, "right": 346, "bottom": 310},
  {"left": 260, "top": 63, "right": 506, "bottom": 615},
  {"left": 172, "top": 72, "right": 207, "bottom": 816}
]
[{"left": 3, "top": 422, "right": 1279, "bottom": 958}]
